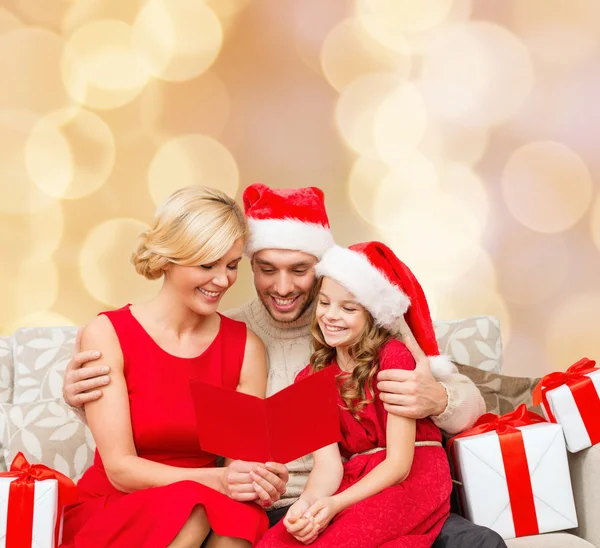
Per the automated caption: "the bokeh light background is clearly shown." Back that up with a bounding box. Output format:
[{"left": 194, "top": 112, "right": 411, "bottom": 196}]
[{"left": 1, "top": 0, "right": 599, "bottom": 377}]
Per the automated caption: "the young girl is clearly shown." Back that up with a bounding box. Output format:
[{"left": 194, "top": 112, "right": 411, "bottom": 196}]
[{"left": 258, "top": 241, "right": 452, "bottom": 548}]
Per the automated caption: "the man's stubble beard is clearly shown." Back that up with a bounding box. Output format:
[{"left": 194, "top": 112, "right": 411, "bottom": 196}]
[{"left": 260, "top": 282, "right": 319, "bottom": 324}]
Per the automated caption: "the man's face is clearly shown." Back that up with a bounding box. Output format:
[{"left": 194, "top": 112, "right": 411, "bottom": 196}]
[{"left": 252, "top": 249, "right": 318, "bottom": 323}]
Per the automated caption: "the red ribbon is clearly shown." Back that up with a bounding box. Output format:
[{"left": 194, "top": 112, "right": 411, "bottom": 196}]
[
  {"left": 0, "top": 452, "right": 77, "bottom": 548},
  {"left": 448, "top": 405, "right": 546, "bottom": 538},
  {"left": 533, "top": 358, "right": 600, "bottom": 445}
]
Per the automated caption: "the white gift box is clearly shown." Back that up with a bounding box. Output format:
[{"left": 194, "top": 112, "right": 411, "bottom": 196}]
[
  {"left": 541, "top": 370, "right": 600, "bottom": 452},
  {"left": 453, "top": 422, "right": 577, "bottom": 540},
  {"left": 0, "top": 476, "right": 59, "bottom": 548}
]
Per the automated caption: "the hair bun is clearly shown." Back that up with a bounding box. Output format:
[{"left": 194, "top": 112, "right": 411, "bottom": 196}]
[{"left": 131, "top": 231, "right": 164, "bottom": 280}]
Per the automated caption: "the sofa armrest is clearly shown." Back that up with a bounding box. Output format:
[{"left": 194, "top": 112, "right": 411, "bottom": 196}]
[{"left": 569, "top": 444, "right": 600, "bottom": 546}]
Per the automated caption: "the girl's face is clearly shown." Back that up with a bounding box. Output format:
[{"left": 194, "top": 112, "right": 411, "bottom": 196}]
[
  {"left": 316, "top": 277, "right": 369, "bottom": 350},
  {"left": 164, "top": 237, "right": 244, "bottom": 316}
]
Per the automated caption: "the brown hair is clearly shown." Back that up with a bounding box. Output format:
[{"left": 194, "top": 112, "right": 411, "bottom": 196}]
[{"left": 309, "top": 277, "right": 393, "bottom": 416}]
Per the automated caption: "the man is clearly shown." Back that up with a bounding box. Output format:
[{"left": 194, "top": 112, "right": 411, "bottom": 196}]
[{"left": 63, "top": 184, "right": 504, "bottom": 547}]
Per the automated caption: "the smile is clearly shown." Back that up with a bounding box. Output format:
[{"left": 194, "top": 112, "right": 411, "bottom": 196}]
[
  {"left": 322, "top": 323, "right": 347, "bottom": 333},
  {"left": 197, "top": 288, "right": 221, "bottom": 300},
  {"left": 270, "top": 295, "right": 299, "bottom": 311}
]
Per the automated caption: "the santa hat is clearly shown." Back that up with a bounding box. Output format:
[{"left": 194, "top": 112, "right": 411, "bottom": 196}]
[
  {"left": 315, "top": 241, "right": 455, "bottom": 379},
  {"left": 243, "top": 183, "right": 335, "bottom": 258}
]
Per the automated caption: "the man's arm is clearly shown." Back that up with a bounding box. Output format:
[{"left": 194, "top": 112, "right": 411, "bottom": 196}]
[{"left": 377, "top": 335, "right": 485, "bottom": 435}]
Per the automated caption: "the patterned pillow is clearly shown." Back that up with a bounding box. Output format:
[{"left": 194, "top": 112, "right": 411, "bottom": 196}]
[
  {"left": 12, "top": 326, "right": 79, "bottom": 403},
  {"left": 0, "top": 335, "right": 12, "bottom": 404},
  {"left": 434, "top": 316, "right": 502, "bottom": 373},
  {"left": 455, "top": 364, "right": 543, "bottom": 416},
  {"left": 0, "top": 398, "right": 95, "bottom": 481}
]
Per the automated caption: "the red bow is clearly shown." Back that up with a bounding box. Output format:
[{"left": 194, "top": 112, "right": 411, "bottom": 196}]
[
  {"left": 533, "top": 358, "right": 597, "bottom": 417},
  {"left": 448, "top": 404, "right": 547, "bottom": 538},
  {"left": 1, "top": 452, "right": 77, "bottom": 547}
]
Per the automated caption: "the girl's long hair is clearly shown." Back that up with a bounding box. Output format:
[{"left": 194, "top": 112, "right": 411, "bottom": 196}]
[{"left": 309, "top": 278, "right": 393, "bottom": 417}]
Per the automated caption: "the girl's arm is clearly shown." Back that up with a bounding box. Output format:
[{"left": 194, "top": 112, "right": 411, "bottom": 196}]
[
  {"left": 299, "top": 442, "right": 344, "bottom": 505},
  {"left": 82, "top": 316, "right": 226, "bottom": 494},
  {"left": 331, "top": 413, "right": 415, "bottom": 512},
  {"left": 283, "top": 443, "right": 344, "bottom": 544}
]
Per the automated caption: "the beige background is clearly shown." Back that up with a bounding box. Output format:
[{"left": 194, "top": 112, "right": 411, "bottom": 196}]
[{"left": 0, "top": 0, "right": 599, "bottom": 377}]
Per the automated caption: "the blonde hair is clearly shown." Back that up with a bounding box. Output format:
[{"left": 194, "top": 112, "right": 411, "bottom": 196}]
[
  {"left": 309, "top": 277, "right": 393, "bottom": 417},
  {"left": 131, "top": 186, "right": 248, "bottom": 280}
]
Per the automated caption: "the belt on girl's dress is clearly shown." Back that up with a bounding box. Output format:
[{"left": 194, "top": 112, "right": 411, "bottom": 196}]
[{"left": 342, "top": 441, "right": 442, "bottom": 462}]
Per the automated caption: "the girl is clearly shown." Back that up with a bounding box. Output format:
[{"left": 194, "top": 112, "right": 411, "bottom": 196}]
[
  {"left": 258, "top": 241, "right": 452, "bottom": 548},
  {"left": 61, "top": 187, "right": 274, "bottom": 548}
]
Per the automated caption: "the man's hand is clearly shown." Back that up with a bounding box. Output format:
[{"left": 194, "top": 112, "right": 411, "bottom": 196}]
[
  {"left": 221, "top": 461, "right": 288, "bottom": 506},
  {"left": 250, "top": 462, "right": 289, "bottom": 507},
  {"left": 284, "top": 499, "right": 320, "bottom": 545},
  {"left": 376, "top": 335, "right": 448, "bottom": 419},
  {"left": 63, "top": 329, "right": 110, "bottom": 408}
]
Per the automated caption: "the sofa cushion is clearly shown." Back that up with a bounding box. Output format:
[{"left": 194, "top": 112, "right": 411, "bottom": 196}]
[
  {"left": 0, "top": 335, "right": 12, "bottom": 404},
  {"left": 505, "top": 532, "right": 593, "bottom": 547},
  {"left": 434, "top": 316, "right": 502, "bottom": 373},
  {"left": 0, "top": 398, "right": 95, "bottom": 480},
  {"left": 455, "top": 364, "right": 542, "bottom": 416},
  {"left": 12, "top": 326, "right": 78, "bottom": 403}
]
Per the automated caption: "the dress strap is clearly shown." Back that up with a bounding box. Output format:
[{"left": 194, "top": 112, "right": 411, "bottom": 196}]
[{"left": 218, "top": 315, "right": 248, "bottom": 389}]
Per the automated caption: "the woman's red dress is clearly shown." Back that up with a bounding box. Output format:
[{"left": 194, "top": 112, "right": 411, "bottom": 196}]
[{"left": 61, "top": 305, "right": 268, "bottom": 547}]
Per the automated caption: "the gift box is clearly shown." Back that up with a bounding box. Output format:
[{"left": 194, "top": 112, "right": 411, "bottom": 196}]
[
  {"left": 533, "top": 358, "right": 600, "bottom": 453},
  {"left": 449, "top": 405, "right": 577, "bottom": 540},
  {"left": 0, "top": 453, "right": 77, "bottom": 548}
]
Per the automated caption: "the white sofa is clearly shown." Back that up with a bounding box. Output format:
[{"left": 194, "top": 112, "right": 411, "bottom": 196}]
[{"left": 0, "top": 317, "right": 598, "bottom": 547}]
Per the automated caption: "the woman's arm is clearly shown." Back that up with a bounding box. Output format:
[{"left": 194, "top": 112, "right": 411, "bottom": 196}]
[
  {"left": 222, "top": 329, "right": 290, "bottom": 505},
  {"left": 331, "top": 414, "right": 415, "bottom": 513},
  {"left": 82, "top": 316, "right": 225, "bottom": 494}
]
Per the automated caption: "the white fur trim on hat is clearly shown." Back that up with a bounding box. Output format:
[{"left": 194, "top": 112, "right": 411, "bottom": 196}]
[
  {"left": 245, "top": 218, "right": 335, "bottom": 258},
  {"left": 428, "top": 355, "right": 456, "bottom": 379},
  {"left": 315, "top": 245, "right": 410, "bottom": 328}
]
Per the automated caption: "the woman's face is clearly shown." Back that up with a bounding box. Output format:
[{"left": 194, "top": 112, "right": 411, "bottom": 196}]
[
  {"left": 316, "top": 277, "right": 369, "bottom": 350},
  {"left": 164, "top": 237, "right": 244, "bottom": 315}
]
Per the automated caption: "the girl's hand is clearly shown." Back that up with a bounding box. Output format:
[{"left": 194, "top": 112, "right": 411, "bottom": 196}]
[
  {"left": 284, "top": 499, "right": 320, "bottom": 544},
  {"left": 305, "top": 496, "right": 341, "bottom": 531}
]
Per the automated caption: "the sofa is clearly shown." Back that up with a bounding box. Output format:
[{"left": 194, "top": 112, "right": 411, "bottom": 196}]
[{"left": 1, "top": 316, "right": 598, "bottom": 547}]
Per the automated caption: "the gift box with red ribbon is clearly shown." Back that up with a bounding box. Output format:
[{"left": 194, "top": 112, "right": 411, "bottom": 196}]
[
  {"left": 0, "top": 452, "right": 77, "bottom": 548},
  {"left": 448, "top": 405, "right": 577, "bottom": 540},
  {"left": 533, "top": 357, "right": 600, "bottom": 453}
]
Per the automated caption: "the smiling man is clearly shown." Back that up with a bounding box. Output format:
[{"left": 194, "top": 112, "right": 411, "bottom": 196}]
[{"left": 63, "top": 183, "right": 500, "bottom": 548}]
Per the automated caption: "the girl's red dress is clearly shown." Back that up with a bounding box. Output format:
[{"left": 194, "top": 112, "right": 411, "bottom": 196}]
[
  {"left": 60, "top": 305, "right": 268, "bottom": 547},
  {"left": 258, "top": 338, "right": 452, "bottom": 548}
]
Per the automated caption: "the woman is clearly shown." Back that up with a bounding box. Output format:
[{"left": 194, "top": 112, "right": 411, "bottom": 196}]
[
  {"left": 258, "top": 242, "right": 452, "bottom": 547},
  {"left": 61, "top": 187, "right": 272, "bottom": 548}
]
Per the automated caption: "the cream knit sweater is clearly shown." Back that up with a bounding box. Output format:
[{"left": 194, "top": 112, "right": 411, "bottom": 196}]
[{"left": 225, "top": 298, "right": 485, "bottom": 508}]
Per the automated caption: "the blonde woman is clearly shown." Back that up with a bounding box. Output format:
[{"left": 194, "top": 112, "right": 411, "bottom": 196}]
[{"left": 61, "top": 187, "right": 271, "bottom": 548}]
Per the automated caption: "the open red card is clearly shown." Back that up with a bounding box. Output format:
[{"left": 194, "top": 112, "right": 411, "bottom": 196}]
[{"left": 190, "top": 367, "right": 341, "bottom": 464}]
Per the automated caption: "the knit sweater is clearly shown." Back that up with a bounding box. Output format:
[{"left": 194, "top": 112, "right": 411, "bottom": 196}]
[{"left": 225, "top": 298, "right": 485, "bottom": 508}]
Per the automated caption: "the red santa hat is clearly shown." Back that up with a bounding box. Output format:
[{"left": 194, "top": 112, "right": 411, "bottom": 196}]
[
  {"left": 243, "top": 183, "right": 335, "bottom": 258},
  {"left": 315, "top": 241, "right": 455, "bottom": 379}
]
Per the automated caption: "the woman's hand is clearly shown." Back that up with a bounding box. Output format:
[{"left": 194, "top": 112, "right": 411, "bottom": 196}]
[
  {"left": 284, "top": 499, "right": 320, "bottom": 545},
  {"left": 250, "top": 462, "right": 289, "bottom": 507}
]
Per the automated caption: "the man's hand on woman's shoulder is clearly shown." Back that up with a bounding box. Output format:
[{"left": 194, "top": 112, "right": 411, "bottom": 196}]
[{"left": 63, "top": 328, "right": 111, "bottom": 411}]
